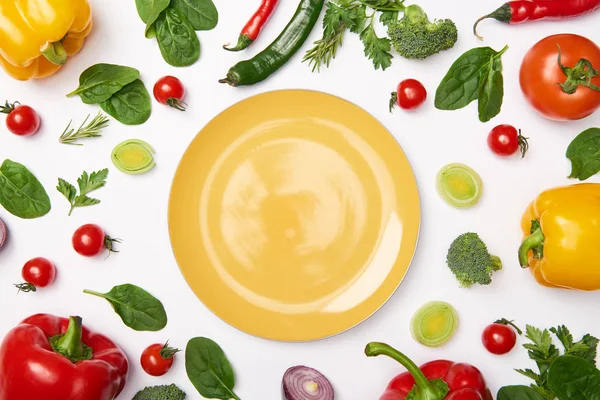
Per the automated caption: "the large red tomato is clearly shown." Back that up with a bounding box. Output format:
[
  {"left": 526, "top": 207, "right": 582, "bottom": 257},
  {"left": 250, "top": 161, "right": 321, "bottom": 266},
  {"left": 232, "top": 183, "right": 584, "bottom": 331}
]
[{"left": 520, "top": 34, "right": 600, "bottom": 121}]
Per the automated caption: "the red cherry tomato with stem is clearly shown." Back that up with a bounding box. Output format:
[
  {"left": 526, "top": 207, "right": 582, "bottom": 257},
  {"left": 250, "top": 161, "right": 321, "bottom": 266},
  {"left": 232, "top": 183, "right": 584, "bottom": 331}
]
[
  {"left": 1, "top": 101, "right": 41, "bottom": 136},
  {"left": 140, "top": 341, "right": 180, "bottom": 376},
  {"left": 487, "top": 124, "right": 529, "bottom": 158},
  {"left": 15, "top": 257, "right": 56, "bottom": 293},
  {"left": 153, "top": 76, "right": 186, "bottom": 111},
  {"left": 482, "top": 319, "right": 521, "bottom": 355},
  {"left": 390, "top": 79, "right": 427, "bottom": 112},
  {"left": 72, "top": 224, "right": 120, "bottom": 257}
]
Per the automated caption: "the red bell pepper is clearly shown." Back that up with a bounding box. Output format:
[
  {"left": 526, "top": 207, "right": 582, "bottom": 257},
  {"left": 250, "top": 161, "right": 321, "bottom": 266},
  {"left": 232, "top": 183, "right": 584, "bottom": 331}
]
[
  {"left": 0, "top": 314, "right": 128, "bottom": 400},
  {"left": 365, "top": 342, "right": 493, "bottom": 400}
]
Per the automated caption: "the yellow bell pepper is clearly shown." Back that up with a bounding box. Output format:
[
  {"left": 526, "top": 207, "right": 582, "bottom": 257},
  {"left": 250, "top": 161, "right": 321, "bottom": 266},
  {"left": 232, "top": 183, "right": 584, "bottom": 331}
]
[
  {"left": 0, "top": 0, "right": 92, "bottom": 81},
  {"left": 519, "top": 183, "right": 600, "bottom": 291}
]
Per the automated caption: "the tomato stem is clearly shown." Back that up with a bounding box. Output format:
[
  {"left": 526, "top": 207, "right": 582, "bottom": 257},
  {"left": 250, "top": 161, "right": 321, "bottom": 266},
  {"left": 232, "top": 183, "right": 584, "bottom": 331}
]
[
  {"left": 0, "top": 101, "right": 18, "bottom": 114},
  {"left": 14, "top": 282, "right": 37, "bottom": 293},
  {"left": 556, "top": 44, "right": 600, "bottom": 94},
  {"left": 160, "top": 341, "right": 181, "bottom": 359},
  {"left": 389, "top": 92, "right": 398, "bottom": 113},
  {"left": 494, "top": 318, "right": 523, "bottom": 335}
]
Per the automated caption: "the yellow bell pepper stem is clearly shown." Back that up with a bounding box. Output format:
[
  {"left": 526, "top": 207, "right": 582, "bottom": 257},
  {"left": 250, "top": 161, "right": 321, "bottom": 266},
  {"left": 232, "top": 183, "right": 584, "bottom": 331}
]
[
  {"left": 40, "top": 41, "right": 67, "bottom": 65},
  {"left": 518, "top": 223, "right": 545, "bottom": 268}
]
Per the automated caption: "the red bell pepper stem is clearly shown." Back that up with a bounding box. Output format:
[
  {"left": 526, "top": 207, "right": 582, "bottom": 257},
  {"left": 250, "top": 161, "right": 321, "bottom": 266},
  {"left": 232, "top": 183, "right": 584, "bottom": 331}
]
[
  {"left": 224, "top": 0, "right": 279, "bottom": 52},
  {"left": 473, "top": 0, "right": 600, "bottom": 40},
  {"left": 365, "top": 342, "right": 448, "bottom": 400},
  {"left": 50, "top": 316, "right": 93, "bottom": 362}
]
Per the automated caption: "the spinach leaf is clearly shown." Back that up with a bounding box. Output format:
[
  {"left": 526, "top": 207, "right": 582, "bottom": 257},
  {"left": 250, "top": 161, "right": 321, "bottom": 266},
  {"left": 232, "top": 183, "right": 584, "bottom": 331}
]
[
  {"left": 155, "top": 8, "right": 201, "bottom": 67},
  {"left": 67, "top": 64, "right": 139, "bottom": 104},
  {"left": 135, "top": 0, "right": 170, "bottom": 36},
  {"left": 170, "top": 0, "right": 218, "bottom": 31},
  {"left": 548, "top": 356, "right": 600, "bottom": 400},
  {"left": 83, "top": 284, "right": 167, "bottom": 331},
  {"left": 99, "top": 80, "right": 151, "bottom": 125},
  {"left": 0, "top": 160, "right": 51, "bottom": 219},
  {"left": 566, "top": 128, "right": 600, "bottom": 181},
  {"left": 498, "top": 386, "right": 547, "bottom": 400},
  {"left": 478, "top": 54, "right": 504, "bottom": 122},
  {"left": 185, "top": 337, "right": 241, "bottom": 400}
]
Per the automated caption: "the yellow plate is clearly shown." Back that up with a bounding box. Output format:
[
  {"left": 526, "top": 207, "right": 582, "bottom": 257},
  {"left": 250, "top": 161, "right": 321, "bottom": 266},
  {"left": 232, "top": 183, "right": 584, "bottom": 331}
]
[{"left": 168, "top": 90, "right": 420, "bottom": 341}]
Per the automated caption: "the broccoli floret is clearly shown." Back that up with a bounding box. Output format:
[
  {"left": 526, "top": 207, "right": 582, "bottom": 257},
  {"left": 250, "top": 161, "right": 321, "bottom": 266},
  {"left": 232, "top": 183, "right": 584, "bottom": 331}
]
[
  {"left": 387, "top": 4, "right": 458, "bottom": 60},
  {"left": 132, "top": 384, "right": 186, "bottom": 400},
  {"left": 446, "top": 232, "right": 502, "bottom": 288}
]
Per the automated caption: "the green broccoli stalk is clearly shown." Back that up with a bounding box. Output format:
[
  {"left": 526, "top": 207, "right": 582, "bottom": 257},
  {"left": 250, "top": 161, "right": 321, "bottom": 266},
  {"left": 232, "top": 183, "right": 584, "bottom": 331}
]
[
  {"left": 387, "top": 4, "right": 458, "bottom": 60},
  {"left": 446, "top": 233, "right": 502, "bottom": 288},
  {"left": 133, "top": 384, "right": 186, "bottom": 400}
]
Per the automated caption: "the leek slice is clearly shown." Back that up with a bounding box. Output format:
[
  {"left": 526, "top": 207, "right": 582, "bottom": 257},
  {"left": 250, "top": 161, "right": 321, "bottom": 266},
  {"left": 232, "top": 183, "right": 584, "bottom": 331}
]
[
  {"left": 436, "top": 163, "right": 483, "bottom": 208},
  {"left": 111, "top": 139, "right": 156, "bottom": 175},
  {"left": 411, "top": 301, "right": 459, "bottom": 347}
]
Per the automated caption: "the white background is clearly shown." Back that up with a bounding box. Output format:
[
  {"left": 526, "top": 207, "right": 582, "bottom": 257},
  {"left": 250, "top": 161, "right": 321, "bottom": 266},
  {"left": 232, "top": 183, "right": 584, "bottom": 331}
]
[{"left": 1, "top": 0, "right": 600, "bottom": 398}]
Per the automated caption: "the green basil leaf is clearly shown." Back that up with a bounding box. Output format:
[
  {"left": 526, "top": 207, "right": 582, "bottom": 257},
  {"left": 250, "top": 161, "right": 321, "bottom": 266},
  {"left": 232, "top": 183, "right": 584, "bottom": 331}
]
[
  {"left": 135, "top": 0, "right": 170, "bottom": 36},
  {"left": 155, "top": 8, "right": 201, "bottom": 67},
  {"left": 99, "top": 80, "right": 151, "bottom": 125},
  {"left": 497, "top": 386, "right": 547, "bottom": 400},
  {"left": 185, "top": 337, "right": 241, "bottom": 400},
  {"left": 434, "top": 47, "right": 498, "bottom": 110},
  {"left": 66, "top": 63, "right": 140, "bottom": 104},
  {"left": 0, "top": 160, "right": 51, "bottom": 219},
  {"left": 170, "top": 0, "right": 218, "bottom": 31},
  {"left": 83, "top": 284, "right": 167, "bottom": 331},
  {"left": 478, "top": 54, "right": 504, "bottom": 122},
  {"left": 566, "top": 128, "right": 600, "bottom": 181},
  {"left": 548, "top": 356, "right": 600, "bottom": 400}
]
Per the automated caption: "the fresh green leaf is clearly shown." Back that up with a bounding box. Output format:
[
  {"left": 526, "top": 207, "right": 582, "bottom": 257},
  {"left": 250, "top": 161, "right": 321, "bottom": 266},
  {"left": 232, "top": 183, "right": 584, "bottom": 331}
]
[
  {"left": 83, "top": 284, "right": 167, "bottom": 331},
  {"left": 66, "top": 64, "right": 140, "bottom": 104},
  {"left": 566, "top": 128, "right": 600, "bottom": 181},
  {"left": 359, "top": 22, "right": 392, "bottom": 71},
  {"left": 99, "top": 80, "right": 152, "bottom": 125},
  {"left": 380, "top": 10, "right": 399, "bottom": 26},
  {"left": 497, "top": 386, "right": 547, "bottom": 400},
  {"left": 0, "top": 160, "right": 51, "bottom": 219},
  {"left": 548, "top": 356, "right": 600, "bottom": 400},
  {"left": 170, "top": 0, "right": 218, "bottom": 31},
  {"left": 576, "top": 335, "right": 600, "bottom": 366},
  {"left": 185, "top": 337, "right": 241, "bottom": 400},
  {"left": 56, "top": 169, "right": 108, "bottom": 216},
  {"left": 135, "top": 0, "right": 170, "bottom": 35},
  {"left": 477, "top": 54, "right": 504, "bottom": 122},
  {"left": 59, "top": 112, "right": 110, "bottom": 146},
  {"left": 155, "top": 8, "right": 201, "bottom": 67},
  {"left": 361, "top": 0, "right": 406, "bottom": 11}
]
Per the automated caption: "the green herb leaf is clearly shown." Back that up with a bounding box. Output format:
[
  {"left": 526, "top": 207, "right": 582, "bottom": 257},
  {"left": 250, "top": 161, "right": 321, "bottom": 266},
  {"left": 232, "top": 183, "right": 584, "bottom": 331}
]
[
  {"left": 56, "top": 169, "right": 108, "bottom": 216},
  {"left": 77, "top": 169, "right": 109, "bottom": 195},
  {"left": 185, "top": 337, "right": 241, "bottom": 400},
  {"left": 359, "top": 22, "right": 392, "bottom": 71},
  {"left": 497, "top": 386, "right": 547, "bottom": 400},
  {"left": 477, "top": 54, "right": 504, "bottom": 122},
  {"left": 548, "top": 356, "right": 600, "bottom": 400},
  {"left": 155, "top": 8, "right": 201, "bottom": 67},
  {"left": 566, "top": 128, "right": 600, "bottom": 181},
  {"left": 83, "top": 284, "right": 167, "bottom": 331},
  {"left": 0, "top": 160, "right": 51, "bottom": 219},
  {"left": 170, "top": 0, "right": 218, "bottom": 31},
  {"left": 57, "top": 178, "right": 77, "bottom": 204},
  {"left": 73, "top": 195, "right": 101, "bottom": 208},
  {"left": 59, "top": 112, "right": 110, "bottom": 146},
  {"left": 135, "top": 0, "right": 170, "bottom": 36},
  {"left": 66, "top": 64, "right": 140, "bottom": 104},
  {"left": 379, "top": 10, "right": 399, "bottom": 26},
  {"left": 99, "top": 80, "right": 152, "bottom": 125}
]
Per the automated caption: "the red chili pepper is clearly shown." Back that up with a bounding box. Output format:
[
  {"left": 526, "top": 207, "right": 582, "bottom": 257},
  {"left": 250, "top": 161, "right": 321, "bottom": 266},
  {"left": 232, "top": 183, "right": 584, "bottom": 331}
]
[
  {"left": 224, "top": 0, "right": 279, "bottom": 52},
  {"left": 474, "top": 0, "right": 600, "bottom": 40},
  {"left": 0, "top": 314, "right": 128, "bottom": 400},
  {"left": 365, "top": 342, "right": 492, "bottom": 400}
]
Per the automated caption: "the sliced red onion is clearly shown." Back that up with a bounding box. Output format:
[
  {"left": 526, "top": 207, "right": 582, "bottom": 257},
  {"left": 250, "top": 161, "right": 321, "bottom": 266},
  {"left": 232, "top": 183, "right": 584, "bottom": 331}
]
[
  {"left": 0, "top": 218, "right": 5, "bottom": 250},
  {"left": 282, "top": 365, "right": 334, "bottom": 400}
]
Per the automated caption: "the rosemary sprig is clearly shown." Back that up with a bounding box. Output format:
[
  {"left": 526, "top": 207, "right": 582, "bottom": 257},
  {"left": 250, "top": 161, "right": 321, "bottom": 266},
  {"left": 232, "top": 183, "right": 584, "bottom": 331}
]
[{"left": 59, "top": 112, "right": 110, "bottom": 145}]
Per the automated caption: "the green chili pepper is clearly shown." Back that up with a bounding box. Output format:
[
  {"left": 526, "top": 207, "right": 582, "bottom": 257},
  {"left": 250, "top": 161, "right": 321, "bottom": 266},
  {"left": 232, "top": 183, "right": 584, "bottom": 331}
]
[
  {"left": 111, "top": 139, "right": 156, "bottom": 175},
  {"left": 219, "top": 0, "right": 325, "bottom": 87}
]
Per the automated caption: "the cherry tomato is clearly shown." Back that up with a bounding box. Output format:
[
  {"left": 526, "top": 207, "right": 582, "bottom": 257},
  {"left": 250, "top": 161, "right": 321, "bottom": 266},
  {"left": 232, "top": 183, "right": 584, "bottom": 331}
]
[
  {"left": 153, "top": 76, "right": 186, "bottom": 111},
  {"left": 1, "top": 102, "right": 41, "bottom": 136},
  {"left": 520, "top": 34, "right": 600, "bottom": 121},
  {"left": 72, "top": 224, "right": 119, "bottom": 257},
  {"left": 140, "top": 342, "right": 180, "bottom": 376},
  {"left": 487, "top": 124, "right": 529, "bottom": 158},
  {"left": 482, "top": 322, "right": 518, "bottom": 355},
  {"left": 390, "top": 79, "right": 427, "bottom": 112},
  {"left": 15, "top": 257, "right": 56, "bottom": 293}
]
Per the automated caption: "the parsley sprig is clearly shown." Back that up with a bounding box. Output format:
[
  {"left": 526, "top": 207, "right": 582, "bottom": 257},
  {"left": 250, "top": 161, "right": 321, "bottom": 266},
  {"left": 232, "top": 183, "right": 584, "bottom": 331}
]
[
  {"left": 303, "top": 0, "right": 404, "bottom": 71},
  {"left": 57, "top": 169, "right": 109, "bottom": 216},
  {"left": 59, "top": 112, "right": 110, "bottom": 145}
]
